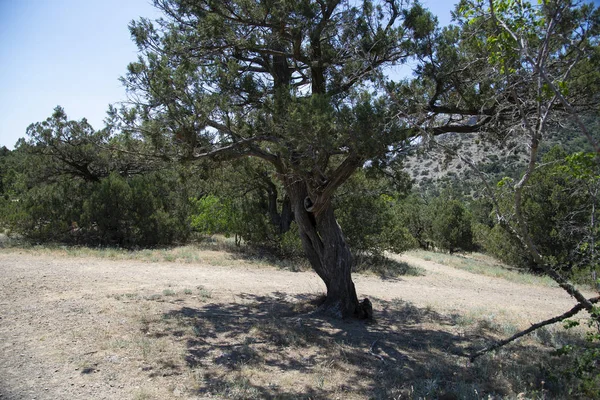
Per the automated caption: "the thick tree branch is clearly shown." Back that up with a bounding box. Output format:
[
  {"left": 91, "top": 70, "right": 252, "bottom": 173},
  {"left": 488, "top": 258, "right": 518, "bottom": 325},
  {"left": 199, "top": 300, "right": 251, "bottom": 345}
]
[
  {"left": 470, "top": 296, "right": 600, "bottom": 361},
  {"left": 431, "top": 116, "right": 493, "bottom": 135},
  {"left": 311, "top": 153, "right": 362, "bottom": 215},
  {"left": 192, "top": 136, "right": 279, "bottom": 164},
  {"left": 426, "top": 105, "right": 496, "bottom": 116}
]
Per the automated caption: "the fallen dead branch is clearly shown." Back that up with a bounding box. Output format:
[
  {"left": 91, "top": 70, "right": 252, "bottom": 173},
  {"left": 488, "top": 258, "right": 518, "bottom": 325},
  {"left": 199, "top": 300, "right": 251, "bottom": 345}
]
[{"left": 470, "top": 296, "right": 600, "bottom": 361}]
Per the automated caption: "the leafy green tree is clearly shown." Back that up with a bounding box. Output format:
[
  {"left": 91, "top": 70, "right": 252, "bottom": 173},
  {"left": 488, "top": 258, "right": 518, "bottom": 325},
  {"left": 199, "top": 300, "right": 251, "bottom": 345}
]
[
  {"left": 475, "top": 147, "right": 600, "bottom": 280},
  {"left": 190, "top": 194, "right": 247, "bottom": 242},
  {"left": 394, "top": 194, "right": 433, "bottom": 250},
  {"left": 429, "top": 195, "right": 473, "bottom": 253},
  {"left": 407, "top": 0, "right": 598, "bottom": 290},
  {"left": 2, "top": 109, "right": 197, "bottom": 247},
  {"left": 118, "top": 0, "right": 456, "bottom": 317},
  {"left": 102, "top": 0, "right": 597, "bottom": 319},
  {"left": 435, "top": 0, "right": 600, "bottom": 361},
  {"left": 189, "top": 158, "right": 293, "bottom": 247},
  {"left": 561, "top": 151, "right": 600, "bottom": 286},
  {"left": 335, "top": 169, "right": 416, "bottom": 257},
  {"left": 20, "top": 106, "right": 113, "bottom": 183}
]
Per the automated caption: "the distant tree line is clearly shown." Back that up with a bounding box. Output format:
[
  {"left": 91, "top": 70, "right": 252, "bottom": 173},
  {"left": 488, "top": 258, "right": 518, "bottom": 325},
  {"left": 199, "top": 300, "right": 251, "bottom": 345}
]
[
  {"left": 1, "top": 109, "right": 598, "bottom": 288},
  {"left": 0, "top": 108, "right": 468, "bottom": 255}
]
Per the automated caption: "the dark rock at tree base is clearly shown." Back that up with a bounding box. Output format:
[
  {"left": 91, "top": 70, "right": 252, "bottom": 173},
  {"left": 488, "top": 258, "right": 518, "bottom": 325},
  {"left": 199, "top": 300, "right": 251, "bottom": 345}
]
[{"left": 357, "top": 298, "right": 373, "bottom": 320}]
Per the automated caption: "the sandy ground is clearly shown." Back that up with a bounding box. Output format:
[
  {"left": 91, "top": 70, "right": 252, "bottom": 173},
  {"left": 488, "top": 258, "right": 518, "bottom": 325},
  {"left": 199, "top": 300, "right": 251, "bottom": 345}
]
[{"left": 0, "top": 250, "right": 592, "bottom": 399}]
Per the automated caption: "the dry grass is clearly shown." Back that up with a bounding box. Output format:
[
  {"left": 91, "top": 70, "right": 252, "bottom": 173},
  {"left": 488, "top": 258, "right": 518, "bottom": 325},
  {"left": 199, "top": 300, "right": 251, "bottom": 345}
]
[
  {"left": 1, "top": 236, "right": 596, "bottom": 399},
  {"left": 102, "top": 291, "right": 589, "bottom": 400},
  {"left": 406, "top": 250, "right": 558, "bottom": 287},
  {"left": 0, "top": 236, "right": 270, "bottom": 267},
  {"left": 0, "top": 234, "right": 423, "bottom": 279}
]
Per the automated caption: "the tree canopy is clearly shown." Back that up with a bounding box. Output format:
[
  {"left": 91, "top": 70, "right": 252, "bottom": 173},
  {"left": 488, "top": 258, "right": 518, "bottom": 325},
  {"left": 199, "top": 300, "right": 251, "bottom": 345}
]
[{"left": 115, "top": 0, "right": 455, "bottom": 317}]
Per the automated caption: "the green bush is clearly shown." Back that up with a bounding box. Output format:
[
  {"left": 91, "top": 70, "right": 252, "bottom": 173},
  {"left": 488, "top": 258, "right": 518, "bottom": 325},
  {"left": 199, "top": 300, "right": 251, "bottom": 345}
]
[
  {"left": 278, "top": 223, "right": 304, "bottom": 257},
  {"left": 394, "top": 194, "right": 433, "bottom": 250},
  {"left": 475, "top": 147, "right": 600, "bottom": 279},
  {"left": 556, "top": 315, "right": 600, "bottom": 398},
  {"left": 6, "top": 178, "right": 90, "bottom": 243},
  {"left": 0, "top": 109, "right": 195, "bottom": 248},
  {"left": 4, "top": 168, "right": 191, "bottom": 248},
  {"left": 473, "top": 223, "right": 532, "bottom": 268},
  {"left": 81, "top": 172, "right": 191, "bottom": 247},
  {"left": 82, "top": 172, "right": 134, "bottom": 245},
  {"left": 189, "top": 192, "right": 278, "bottom": 247},
  {"left": 190, "top": 195, "right": 237, "bottom": 236},
  {"left": 335, "top": 171, "right": 418, "bottom": 257},
  {"left": 429, "top": 197, "right": 474, "bottom": 253},
  {"left": 395, "top": 192, "right": 473, "bottom": 253}
]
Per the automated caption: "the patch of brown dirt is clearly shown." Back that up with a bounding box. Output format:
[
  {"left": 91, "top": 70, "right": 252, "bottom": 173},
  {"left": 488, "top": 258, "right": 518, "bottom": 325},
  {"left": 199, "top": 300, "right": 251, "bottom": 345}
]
[{"left": 0, "top": 250, "right": 592, "bottom": 399}]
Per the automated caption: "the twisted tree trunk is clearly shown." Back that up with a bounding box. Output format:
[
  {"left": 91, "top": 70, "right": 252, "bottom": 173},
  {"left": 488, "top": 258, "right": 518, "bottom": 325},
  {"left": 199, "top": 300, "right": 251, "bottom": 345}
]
[{"left": 287, "top": 180, "right": 370, "bottom": 319}]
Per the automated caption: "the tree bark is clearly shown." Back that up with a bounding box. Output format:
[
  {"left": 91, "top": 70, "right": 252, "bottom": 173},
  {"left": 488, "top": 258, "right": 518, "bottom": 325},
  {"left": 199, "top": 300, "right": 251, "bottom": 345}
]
[
  {"left": 265, "top": 178, "right": 294, "bottom": 234},
  {"left": 286, "top": 179, "right": 365, "bottom": 319},
  {"left": 279, "top": 195, "right": 293, "bottom": 234}
]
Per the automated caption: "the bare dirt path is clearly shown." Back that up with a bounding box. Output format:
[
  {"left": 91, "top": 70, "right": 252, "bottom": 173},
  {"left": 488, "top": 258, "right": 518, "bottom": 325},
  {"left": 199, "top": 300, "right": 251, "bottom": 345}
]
[
  {"left": 0, "top": 250, "right": 591, "bottom": 399},
  {"left": 386, "top": 254, "right": 587, "bottom": 323}
]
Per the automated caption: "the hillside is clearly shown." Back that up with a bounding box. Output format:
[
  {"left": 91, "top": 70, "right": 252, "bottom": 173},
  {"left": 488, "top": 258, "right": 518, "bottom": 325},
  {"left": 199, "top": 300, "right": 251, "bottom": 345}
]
[{"left": 401, "top": 116, "right": 600, "bottom": 194}]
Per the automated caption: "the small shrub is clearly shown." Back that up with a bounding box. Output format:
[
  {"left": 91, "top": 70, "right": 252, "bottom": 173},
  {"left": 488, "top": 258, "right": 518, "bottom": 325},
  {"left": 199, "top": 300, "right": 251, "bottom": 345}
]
[
  {"left": 197, "top": 286, "right": 212, "bottom": 299},
  {"left": 278, "top": 224, "right": 304, "bottom": 257},
  {"left": 555, "top": 316, "right": 600, "bottom": 398},
  {"left": 430, "top": 196, "right": 474, "bottom": 253}
]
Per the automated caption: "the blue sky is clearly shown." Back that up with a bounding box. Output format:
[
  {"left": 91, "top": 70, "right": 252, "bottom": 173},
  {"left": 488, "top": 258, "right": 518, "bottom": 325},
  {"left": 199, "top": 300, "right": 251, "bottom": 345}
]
[{"left": 0, "top": 0, "right": 456, "bottom": 150}]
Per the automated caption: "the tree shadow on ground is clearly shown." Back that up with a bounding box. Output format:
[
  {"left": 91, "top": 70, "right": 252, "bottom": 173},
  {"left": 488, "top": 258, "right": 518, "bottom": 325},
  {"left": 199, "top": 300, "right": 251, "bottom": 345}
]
[
  {"left": 140, "top": 293, "right": 578, "bottom": 399},
  {"left": 217, "top": 242, "right": 424, "bottom": 279},
  {"left": 353, "top": 255, "right": 425, "bottom": 280}
]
